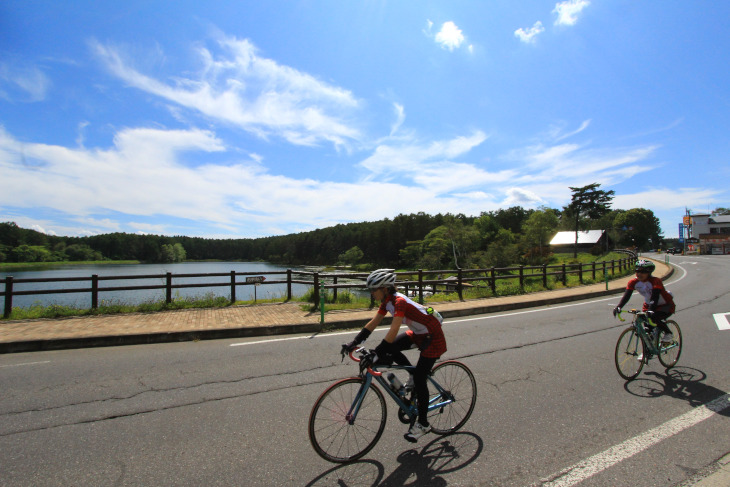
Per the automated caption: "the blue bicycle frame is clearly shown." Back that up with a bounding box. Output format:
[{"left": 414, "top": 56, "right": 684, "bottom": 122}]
[{"left": 346, "top": 362, "right": 453, "bottom": 425}]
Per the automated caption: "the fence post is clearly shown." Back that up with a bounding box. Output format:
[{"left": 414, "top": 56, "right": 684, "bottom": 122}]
[
  {"left": 592, "top": 262, "right": 596, "bottom": 281},
  {"left": 320, "top": 281, "right": 325, "bottom": 324},
  {"left": 578, "top": 264, "right": 583, "bottom": 284},
  {"left": 333, "top": 275, "right": 338, "bottom": 303},
  {"left": 542, "top": 264, "right": 547, "bottom": 288},
  {"left": 562, "top": 263, "right": 567, "bottom": 286},
  {"left": 519, "top": 265, "right": 524, "bottom": 291},
  {"left": 166, "top": 272, "right": 172, "bottom": 304},
  {"left": 490, "top": 267, "right": 496, "bottom": 294},
  {"left": 3, "top": 276, "right": 13, "bottom": 318},
  {"left": 418, "top": 269, "right": 424, "bottom": 304},
  {"left": 230, "top": 271, "right": 236, "bottom": 303},
  {"left": 313, "top": 272, "right": 320, "bottom": 309},
  {"left": 287, "top": 269, "right": 292, "bottom": 301},
  {"left": 91, "top": 274, "right": 99, "bottom": 309},
  {"left": 611, "top": 260, "right": 615, "bottom": 276},
  {"left": 457, "top": 268, "right": 464, "bottom": 300}
]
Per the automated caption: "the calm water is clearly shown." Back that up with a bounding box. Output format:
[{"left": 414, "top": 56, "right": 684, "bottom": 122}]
[{"left": 0, "top": 262, "right": 324, "bottom": 309}]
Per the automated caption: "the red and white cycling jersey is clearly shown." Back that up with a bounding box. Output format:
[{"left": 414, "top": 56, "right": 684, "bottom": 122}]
[
  {"left": 626, "top": 276, "right": 674, "bottom": 311},
  {"left": 378, "top": 292, "right": 446, "bottom": 357}
]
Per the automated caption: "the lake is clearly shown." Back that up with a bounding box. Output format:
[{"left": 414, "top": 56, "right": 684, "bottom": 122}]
[{"left": 0, "top": 262, "right": 327, "bottom": 309}]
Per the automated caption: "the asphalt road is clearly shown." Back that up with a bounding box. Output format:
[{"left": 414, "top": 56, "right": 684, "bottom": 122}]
[{"left": 1, "top": 254, "right": 729, "bottom": 486}]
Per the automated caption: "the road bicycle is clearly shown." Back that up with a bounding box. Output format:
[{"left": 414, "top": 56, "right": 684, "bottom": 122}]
[
  {"left": 308, "top": 347, "right": 477, "bottom": 463},
  {"left": 614, "top": 309, "right": 683, "bottom": 381}
]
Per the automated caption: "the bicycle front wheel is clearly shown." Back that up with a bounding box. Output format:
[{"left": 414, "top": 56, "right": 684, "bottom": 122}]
[
  {"left": 615, "top": 327, "right": 645, "bottom": 380},
  {"left": 428, "top": 361, "right": 477, "bottom": 435},
  {"left": 308, "top": 377, "right": 387, "bottom": 463},
  {"left": 658, "top": 320, "right": 682, "bottom": 369}
]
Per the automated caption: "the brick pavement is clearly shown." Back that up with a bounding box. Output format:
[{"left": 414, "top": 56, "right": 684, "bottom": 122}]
[{"left": 0, "top": 260, "right": 671, "bottom": 353}]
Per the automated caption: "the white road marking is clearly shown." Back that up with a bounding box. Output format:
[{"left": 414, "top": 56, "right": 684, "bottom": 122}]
[
  {"left": 0, "top": 360, "right": 51, "bottom": 368},
  {"left": 537, "top": 393, "right": 730, "bottom": 487},
  {"left": 713, "top": 313, "right": 730, "bottom": 331},
  {"left": 230, "top": 262, "right": 690, "bottom": 348},
  {"left": 229, "top": 296, "right": 622, "bottom": 347}
]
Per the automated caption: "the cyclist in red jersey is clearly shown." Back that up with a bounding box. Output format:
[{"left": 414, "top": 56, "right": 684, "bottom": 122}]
[
  {"left": 613, "top": 259, "right": 676, "bottom": 344},
  {"left": 343, "top": 269, "right": 447, "bottom": 442}
]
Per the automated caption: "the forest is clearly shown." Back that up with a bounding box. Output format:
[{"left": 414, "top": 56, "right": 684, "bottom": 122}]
[
  {"left": 1, "top": 184, "right": 681, "bottom": 268},
  {"left": 0, "top": 209, "right": 664, "bottom": 269}
]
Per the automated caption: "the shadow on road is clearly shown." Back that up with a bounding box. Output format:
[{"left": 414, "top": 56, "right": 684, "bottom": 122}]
[
  {"left": 305, "top": 431, "right": 483, "bottom": 487},
  {"left": 625, "top": 366, "right": 730, "bottom": 417}
]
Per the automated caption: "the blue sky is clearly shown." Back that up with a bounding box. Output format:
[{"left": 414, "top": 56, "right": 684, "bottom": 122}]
[{"left": 1, "top": 1, "right": 728, "bottom": 240}]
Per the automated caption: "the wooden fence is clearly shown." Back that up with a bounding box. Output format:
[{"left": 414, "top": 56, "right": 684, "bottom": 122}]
[{"left": 1, "top": 252, "right": 636, "bottom": 318}]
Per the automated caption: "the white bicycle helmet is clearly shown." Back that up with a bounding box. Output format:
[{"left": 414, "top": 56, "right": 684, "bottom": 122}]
[{"left": 366, "top": 269, "right": 396, "bottom": 289}]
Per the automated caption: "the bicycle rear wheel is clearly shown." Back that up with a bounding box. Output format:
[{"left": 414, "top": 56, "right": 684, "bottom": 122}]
[
  {"left": 428, "top": 361, "right": 477, "bottom": 435},
  {"left": 615, "top": 327, "right": 645, "bottom": 380},
  {"left": 658, "top": 320, "right": 682, "bottom": 369},
  {"left": 308, "top": 377, "right": 387, "bottom": 463}
]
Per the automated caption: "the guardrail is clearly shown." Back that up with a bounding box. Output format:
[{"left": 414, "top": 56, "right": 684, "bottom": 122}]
[{"left": 1, "top": 254, "right": 636, "bottom": 318}]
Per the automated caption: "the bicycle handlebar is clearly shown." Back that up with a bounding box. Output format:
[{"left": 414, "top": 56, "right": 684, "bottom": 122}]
[
  {"left": 615, "top": 309, "right": 657, "bottom": 326},
  {"left": 347, "top": 347, "right": 383, "bottom": 377}
]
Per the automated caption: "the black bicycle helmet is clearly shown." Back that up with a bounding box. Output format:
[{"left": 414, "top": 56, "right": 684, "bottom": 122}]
[{"left": 635, "top": 259, "right": 655, "bottom": 273}]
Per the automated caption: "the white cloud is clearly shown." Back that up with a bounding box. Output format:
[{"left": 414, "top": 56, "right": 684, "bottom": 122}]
[
  {"left": 501, "top": 187, "right": 544, "bottom": 207},
  {"left": 553, "top": 0, "right": 590, "bottom": 26},
  {"left": 434, "top": 21, "right": 466, "bottom": 51},
  {"left": 0, "top": 125, "right": 498, "bottom": 236},
  {"left": 613, "top": 188, "right": 723, "bottom": 212},
  {"left": 358, "top": 130, "right": 510, "bottom": 194},
  {"left": 90, "top": 35, "right": 361, "bottom": 149},
  {"left": 515, "top": 21, "right": 545, "bottom": 44},
  {"left": 390, "top": 103, "right": 405, "bottom": 136},
  {"left": 0, "top": 61, "right": 51, "bottom": 102}
]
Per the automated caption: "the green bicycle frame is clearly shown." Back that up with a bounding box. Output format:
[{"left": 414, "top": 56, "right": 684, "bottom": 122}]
[{"left": 624, "top": 312, "right": 678, "bottom": 356}]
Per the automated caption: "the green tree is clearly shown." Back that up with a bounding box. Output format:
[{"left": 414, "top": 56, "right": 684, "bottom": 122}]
[
  {"left": 338, "top": 246, "right": 364, "bottom": 266},
  {"left": 65, "top": 244, "right": 102, "bottom": 261},
  {"left": 173, "top": 243, "right": 186, "bottom": 262},
  {"left": 9, "top": 244, "right": 52, "bottom": 262},
  {"left": 522, "top": 207, "right": 559, "bottom": 264},
  {"left": 564, "top": 183, "right": 615, "bottom": 257},
  {"left": 485, "top": 229, "right": 520, "bottom": 269},
  {"left": 160, "top": 243, "right": 186, "bottom": 263},
  {"left": 614, "top": 208, "right": 662, "bottom": 250}
]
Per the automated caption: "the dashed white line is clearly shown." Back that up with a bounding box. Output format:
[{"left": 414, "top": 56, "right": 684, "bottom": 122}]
[
  {"left": 0, "top": 360, "right": 51, "bottom": 368},
  {"left": 713, "top": 313, "right": 730, "bottom": 331}
]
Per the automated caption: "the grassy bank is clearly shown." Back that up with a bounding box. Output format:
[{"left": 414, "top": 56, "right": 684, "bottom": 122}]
[
  {"left": 1, "top": 252, "right": 635, "bottom": 320},
  {"left": 0, "top": 260, "right": 140, "bottom": 271}
]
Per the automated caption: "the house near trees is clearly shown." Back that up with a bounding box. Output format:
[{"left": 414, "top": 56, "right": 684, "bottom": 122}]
[{"left": 549, "top": 230, "right": 612, "bottom": 254}]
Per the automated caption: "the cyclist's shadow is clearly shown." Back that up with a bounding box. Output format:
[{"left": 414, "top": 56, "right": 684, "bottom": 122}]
[
  {"left": 305, "top": 432, "right": 483, "bottom": 487},
  {"left": 627, "top": 366, "right": 730, "bottom": 417}
]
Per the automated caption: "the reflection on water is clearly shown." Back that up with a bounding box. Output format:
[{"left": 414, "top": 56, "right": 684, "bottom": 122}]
[{"left": 1, "top": 262, "right": 324, "bottom": 309}]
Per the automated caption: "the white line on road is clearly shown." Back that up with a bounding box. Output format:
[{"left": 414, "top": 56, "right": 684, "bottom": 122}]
[
  {"left": 229, "top": 296, "right": 621, "bottom": 347},
  {"left": 0, "top": 360, "right": 51, "bottom": 368},
  {"left": 537, "top": 393, "right": 730, "bottom": 487},
  {"left": 230, "top": 262, "right": 691, "bottom": 348},
  {"left": 713, "top": 313, "right": 730, "bottom": 331}
]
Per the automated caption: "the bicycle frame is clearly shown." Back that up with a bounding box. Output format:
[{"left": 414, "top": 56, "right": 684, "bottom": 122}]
[
  {"left": 346, "top": 350, "right": 453, "bottom": 425},
  {"left": 618, "top": 310, "right": 678, "bottom": 356}
]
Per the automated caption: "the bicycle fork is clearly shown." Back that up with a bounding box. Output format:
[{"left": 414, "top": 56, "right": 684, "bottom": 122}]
[{"left": 346, "top": 376, "right": 372, "bottom": 425}]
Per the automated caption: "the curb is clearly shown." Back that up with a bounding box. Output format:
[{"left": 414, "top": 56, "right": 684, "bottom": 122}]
[
  {"left": 0, "top": 284, "right": 631, "bottom": 354},
  {"left": 0, "top": 262, "right": 673, "bottom": 354}
]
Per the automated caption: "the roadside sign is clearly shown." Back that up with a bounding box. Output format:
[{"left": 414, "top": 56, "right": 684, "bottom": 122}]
[{"left": 246, "top": 276, "right": 266, "bottom": 284}]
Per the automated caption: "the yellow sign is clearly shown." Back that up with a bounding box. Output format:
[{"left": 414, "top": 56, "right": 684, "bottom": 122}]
[{"left": 683, "top": 216, "right": 692, "bottom": 225}]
